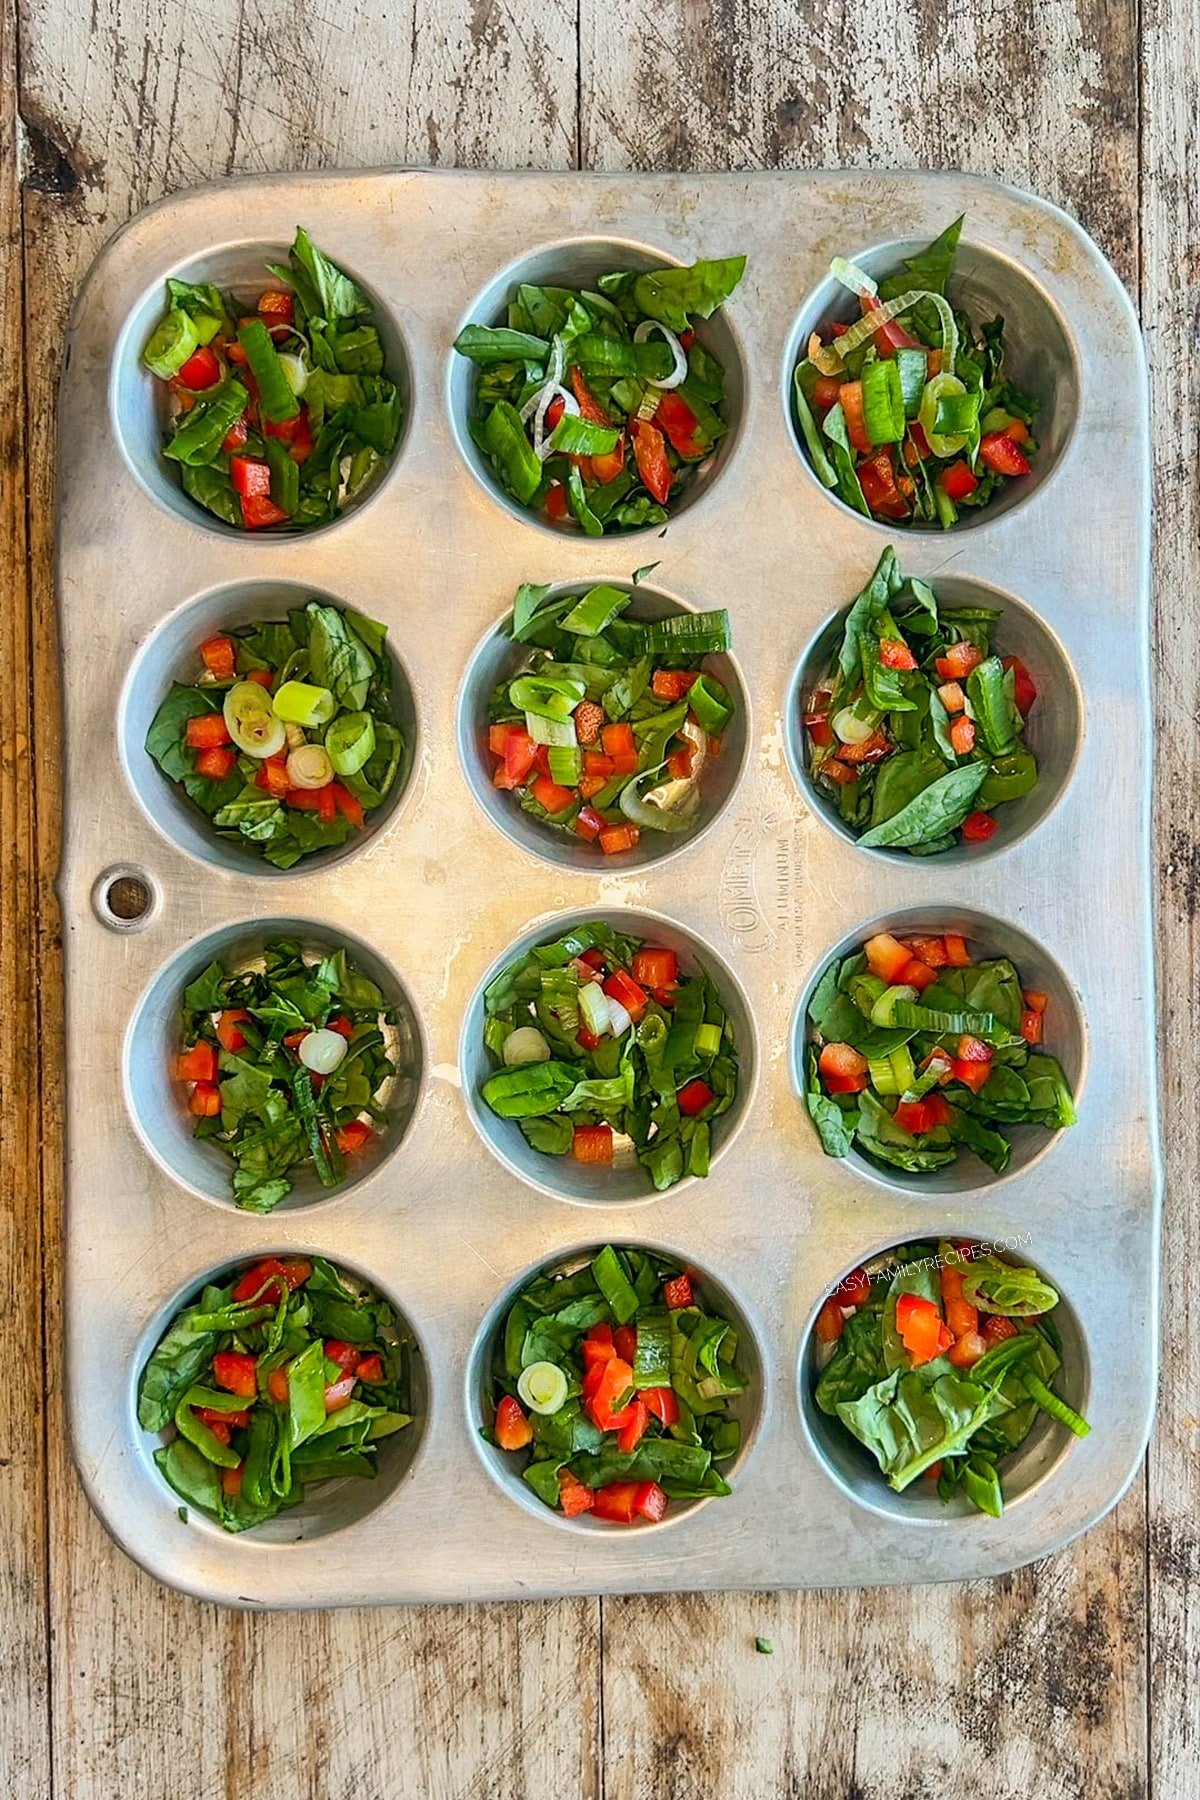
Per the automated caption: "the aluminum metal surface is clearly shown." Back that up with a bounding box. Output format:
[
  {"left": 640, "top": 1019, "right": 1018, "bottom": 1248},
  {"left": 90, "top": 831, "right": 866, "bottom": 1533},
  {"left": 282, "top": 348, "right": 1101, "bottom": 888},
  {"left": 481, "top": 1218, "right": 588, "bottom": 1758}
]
[{"left": 57, "top": 169, "right": 1159, "bottom": 1607}]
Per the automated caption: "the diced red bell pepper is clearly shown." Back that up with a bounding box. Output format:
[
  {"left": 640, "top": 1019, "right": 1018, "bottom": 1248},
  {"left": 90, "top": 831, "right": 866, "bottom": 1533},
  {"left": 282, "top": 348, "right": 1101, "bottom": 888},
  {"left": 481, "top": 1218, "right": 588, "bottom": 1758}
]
[
  {"left": 573, "top": 806, "right": 603, "bottom": 843},
  {"left": 895, "top": 1292, "right": 953, "bottom": 1366},
  {"left": 662, "top": 1273, "right": 694, "bottom": 1310},
  {"left": 232, "top": 1257, "right": 311, "bottom": 1304},
  {"left": 822, "top": 1070, "right": 868, "bottom": 1095},
  {"left": 488, "top": 723, "right": 516, "bottom": 756},
  {"left": 837, "top": 379, "right": 871, "bottom": 455},
  {"left": 213, "top": 1351, "right": 258, "bottom": 1397},
  {"left": 199, "top": 636, "right": 237, "bottom": 680},
  {"left": 642, "top": 1386, "right": 680, "bottom": 1427},
  {"left": 631, "top": 418, "right": 672, "bottom": 504},
  {"left": 246, "top": 667, "right": 273, "bottom": 689},
  {"left": 879, "top": 638, "right": 918, "bottom": 672},
  {"left": 811, "top": 375, "right": 845, "bottom": 411},
  {"left": 1023, "top": 988, "right": 1048, "bottom": 1014},
  {"left": 496, "top": 1389, "right": 536, "bottom": 1447},
  {"left": 255, "top": 754, "right": 290, "bottom": 799},
  {"left": 263, "top": 411, "right": 303, "bottom": 442},
  {"left": 599, "top": 824, "right": 639, "bottom": 854},
  {"left": 935, "top": 641, "right": 985, "bottom": 681},
  {"left": 545, "top": 481, "right": 569, "bottom": 521},
  {"left": 590, "top": 434, "right": 627, "bottom": 484},
  {"left": 194, "top": 745, "right": 235, "bottom": 780},
  {"left": 940, "top": 460, "right": 980, "bottom": 502},
  {"left": 617, "top": 1397, "right": 650, "bottom": 1455},
  {"left": 1020, "top": 1009, "right": 1045, "bottom": 1045},
  {"left": 836, "top": 727, "right": 892, "bottom": 765},
  {"left": 861, "top": 292, "right": 923, "bottom": 356},
  {"left": 961, "top": 810, "right": 997, "bottom": 843},
  {"left": 601, "top": 722, "right": 636, "bottom": 759},
  {"left": 1002, "top": 655, "right": 1038, "bottom": 715},
  {"left": 805, "top": 710, "right": 834, "bottom": 748},
  {"left": 582, "top": 751, "right": 615, "bottom": 780},
  {"left": 900, "top": 956, "right": 938, "bottom": 991},
  {"left": 979, "top": 431, "right": 1032, "bottom": 477},
  {"left": 948, "top": 1331, "right": 987, "bottom": 1369},
  {"left": 267, "top": 1366, "right": 290, "bottom": 1404},
  {"left": 910, "top": 936, "right": 948, "bottom": 968},
  {"left": 530, "top": 774, "right": 576, "bottom": 815},
  {"left": 949, "top": 716, "right": 976, "bottom": 756},
  {"left": 240, "top": 493, "right": 291, "bottom": 529},
  {"left": 177, "top": 344, "right": 221, "bottom": 390},
  {"left": 864, "top": 933, "right": 913, "bottom": 985},
  {"left": 558, "top": 1470, "right": 595, "bottom": 1517},
  {"left": 216, "top": 1008, "right": 250, "bottom": 1052},
  {"left": 613, "top": 1324, "right": 638, "bottom": 1364},
  {"left": 592, "top": 1481, "right": 641, "bottom": 1524},
  {"left": 544, "top": 394, "right": 566, "bottom": 431},
  {"left": 982, "top": 1315, "right": 1020, "bottom": 1349},
  {"left": 570, "top": 367, "right": 612, "bottom": 425},
  {"left": 572, "top": 1123, "right": 613, "bottom": 1164},
  {"left": 336, "top": 1119, "right": 373, "bottom": 1154},
  {"left": 586, "top": 1356, "right": 635, "bottom": 1431},
  {"left": 821, "top": 758, "right": 857, "bottom": 786},
  {"left": 815, "top": 1297, "right": 846, "bottom": 1343},
  {"left": 330, "top": 783, "right": 365, "bottom": 828},
  {"left": 951, "top": 1034, "right": 993, "bottom": 1094},
  {"left": 287, "top": 409, "right": 315, "bottom": 464},
  {"left": 257, "top": 289, "right": 294, "bottom": 324},
  {"left": 353, "top": 1354, "right": 384, "bottom": 1383},
  {"left": 632, "top": 948, "right": 677, "bottom": 990},
  {"left": 323, "top": 1340, "right": 362, "bottom": 1374},
  {"left": 655, "top": 390, "right": 705, "bottom": 458},
  {"left": 501, "top": 727, "right": 538, "bottom": 788},
  {"left": 603, "top": 967, "right": 648, "bottom": 1022},
  {"left": 197, "top": 1405, "right": 251, "bottom": 1430},
  {"left": 176, "top": 1040, "right": 218, "bottom": 1083},
  {"left": 221, "top": 415, "right": 249, "bottom": 453},
  {"left": 936, "top": 681, "right": 966, "bottom": 715},
  {"left": 943, "top": 932, "right": 971, "bottom": 966},
  {"left": 818, "top": 1041, "right": 868, "bottom": 1082},
  {"left": 677, "top": 1078, "right": 715, "bottom": 1116},
  {"left": 836, "top": 1266, "right": 872, "bottom": 1309},
  {"left": 651, "top": 667, "right": 699, "bottom": 701},
  {"left": 894, "top": 1093, "right": 954, "bottom": 1136},
  {"left": 858, "top": 449, "right": 909, "bottom": 520},
  {"left": 230, "top": 455, "right": 271, "bottom": 498},
  {"left": 188, "top": 1081, "right": 221, "bottom": 1117},
  {"left": 285, "top": 784, "right": 337, "bottom": 823},
  {"left": 634, "top": 1480, "right": 669, "bottom": 1523}
]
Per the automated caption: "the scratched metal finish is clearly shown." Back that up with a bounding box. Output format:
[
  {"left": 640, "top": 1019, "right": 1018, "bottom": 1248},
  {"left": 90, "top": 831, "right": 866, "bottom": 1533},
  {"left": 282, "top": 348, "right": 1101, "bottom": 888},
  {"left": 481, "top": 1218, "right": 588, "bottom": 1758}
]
[{"left": 57, "top": 170, "right": 1159, "bottom": 1606}]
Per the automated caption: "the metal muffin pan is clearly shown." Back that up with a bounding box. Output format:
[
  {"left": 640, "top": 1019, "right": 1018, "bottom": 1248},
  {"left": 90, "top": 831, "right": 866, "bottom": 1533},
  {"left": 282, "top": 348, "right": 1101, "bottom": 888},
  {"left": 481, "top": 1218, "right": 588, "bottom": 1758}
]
[{"left": 58, "top": 169, "right": 1159, "bottom": 1606}]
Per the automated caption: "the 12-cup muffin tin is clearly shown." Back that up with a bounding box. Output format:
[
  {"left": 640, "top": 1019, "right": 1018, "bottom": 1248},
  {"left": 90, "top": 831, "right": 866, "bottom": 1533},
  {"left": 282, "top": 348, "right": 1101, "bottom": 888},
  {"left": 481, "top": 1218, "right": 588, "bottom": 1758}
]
[{"left": 58, "top": 169, "right": 1160, "bottom": 1605}]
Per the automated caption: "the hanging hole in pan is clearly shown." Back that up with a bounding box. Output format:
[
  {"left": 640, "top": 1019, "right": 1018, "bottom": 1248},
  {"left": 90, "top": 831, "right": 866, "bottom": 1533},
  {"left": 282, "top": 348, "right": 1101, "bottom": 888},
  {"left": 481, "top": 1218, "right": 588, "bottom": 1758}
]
[{"left": 92, "top": 864, "right": 159, "bottom": 931}]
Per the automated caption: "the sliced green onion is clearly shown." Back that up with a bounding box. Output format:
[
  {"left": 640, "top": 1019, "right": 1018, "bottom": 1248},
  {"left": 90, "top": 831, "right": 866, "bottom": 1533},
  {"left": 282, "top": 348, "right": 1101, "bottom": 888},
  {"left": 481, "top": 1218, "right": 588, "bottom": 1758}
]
[
  {"left": 547, "top": 744, "right": 581, "bottom": 785},
  {"left": 559, "top": 584, "right": 630, "bottom": 636},
  {"left": 829, "top": 255, "right": 877, "bottom": 298},
  {"left": 517, "top": 1361, "right": 569, "bottom": 1416},
  {"left": 644, "top": 610, "right": 731, "bottom": 655},
  {"left": 502, "top": 1026, "right": 552, "bottom": 1067},
  {"left": 894, "top": 348, "right": 928, "bottom": 418},
  {"left": 273, "top": 680, "right": 336, "bottom": 727},
  {"left": 861, "top": 357, "right": 905, "bottom": 445},
  {"left": 325, "top": 710, "right": 376, "bottom": 776},
  {"left": 509, "top": 674, "right": 586, "bottom": 720},
  {"left": 919, "top": 372, "right": 971, "bottom": 458},
  {"left": 236, "top": 319, "right": 300, "bottom": 424},
  {"left": 525, "top": 711, "right": 577, "bottom": 747},
  {"left": 831, "top": 289, "right": 958, "bottom": 380},
  {"left": 578, "top": 981, "right": 612, "bottom": 1037},
  {"left": 1021, "top": 1373, "right": 1091, "bottom": 1438},
  {"left": 694, "top": 1022, "right": 723, "bottom": 1059},
  {"left": 687, "top": 674, "right": 732, "bottom": 736},
  {"left": 143, "top": 308, "right": 200, "bottom": 379}
]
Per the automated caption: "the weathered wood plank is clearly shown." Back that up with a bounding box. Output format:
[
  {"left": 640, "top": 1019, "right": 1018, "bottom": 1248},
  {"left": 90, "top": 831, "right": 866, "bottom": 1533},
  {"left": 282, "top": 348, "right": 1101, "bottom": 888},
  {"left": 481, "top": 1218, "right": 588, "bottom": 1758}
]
[
  {"left": 582, "top": 5, "right": 1148, "bottom": 1795},
  {"left": 1143, "top": 0, "right": 1200, "bottom": 1793},
  {"left": 17, "top": 5, "right": 593, "bottom": 1798},
  {"left": 0, "top": 0, "right": 51, "bottom": 1790}
]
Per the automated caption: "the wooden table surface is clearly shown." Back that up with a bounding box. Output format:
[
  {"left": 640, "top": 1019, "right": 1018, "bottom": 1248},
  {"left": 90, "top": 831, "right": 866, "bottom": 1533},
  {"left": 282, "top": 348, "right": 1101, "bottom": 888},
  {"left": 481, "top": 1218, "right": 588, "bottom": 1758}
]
[{"left": 2, "top": 2, "right": 1194, "bottom": 1794}]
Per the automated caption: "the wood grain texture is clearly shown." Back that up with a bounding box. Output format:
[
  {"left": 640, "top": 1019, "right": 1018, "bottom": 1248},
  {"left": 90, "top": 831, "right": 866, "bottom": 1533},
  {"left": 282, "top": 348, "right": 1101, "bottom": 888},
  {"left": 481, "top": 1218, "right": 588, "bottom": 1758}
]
[
  {"left": 17, "top": 7, "right": 596, "bottom": 1800},
  {"left": 1143, "top": 0, "right": 1200, "bottom": 1794},
  {"left": 0, "top": 0, "right": 51, "bottom": 1793},
  {"left": 4, "top": 0, "right": 1190, "bottom": 1793}
]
